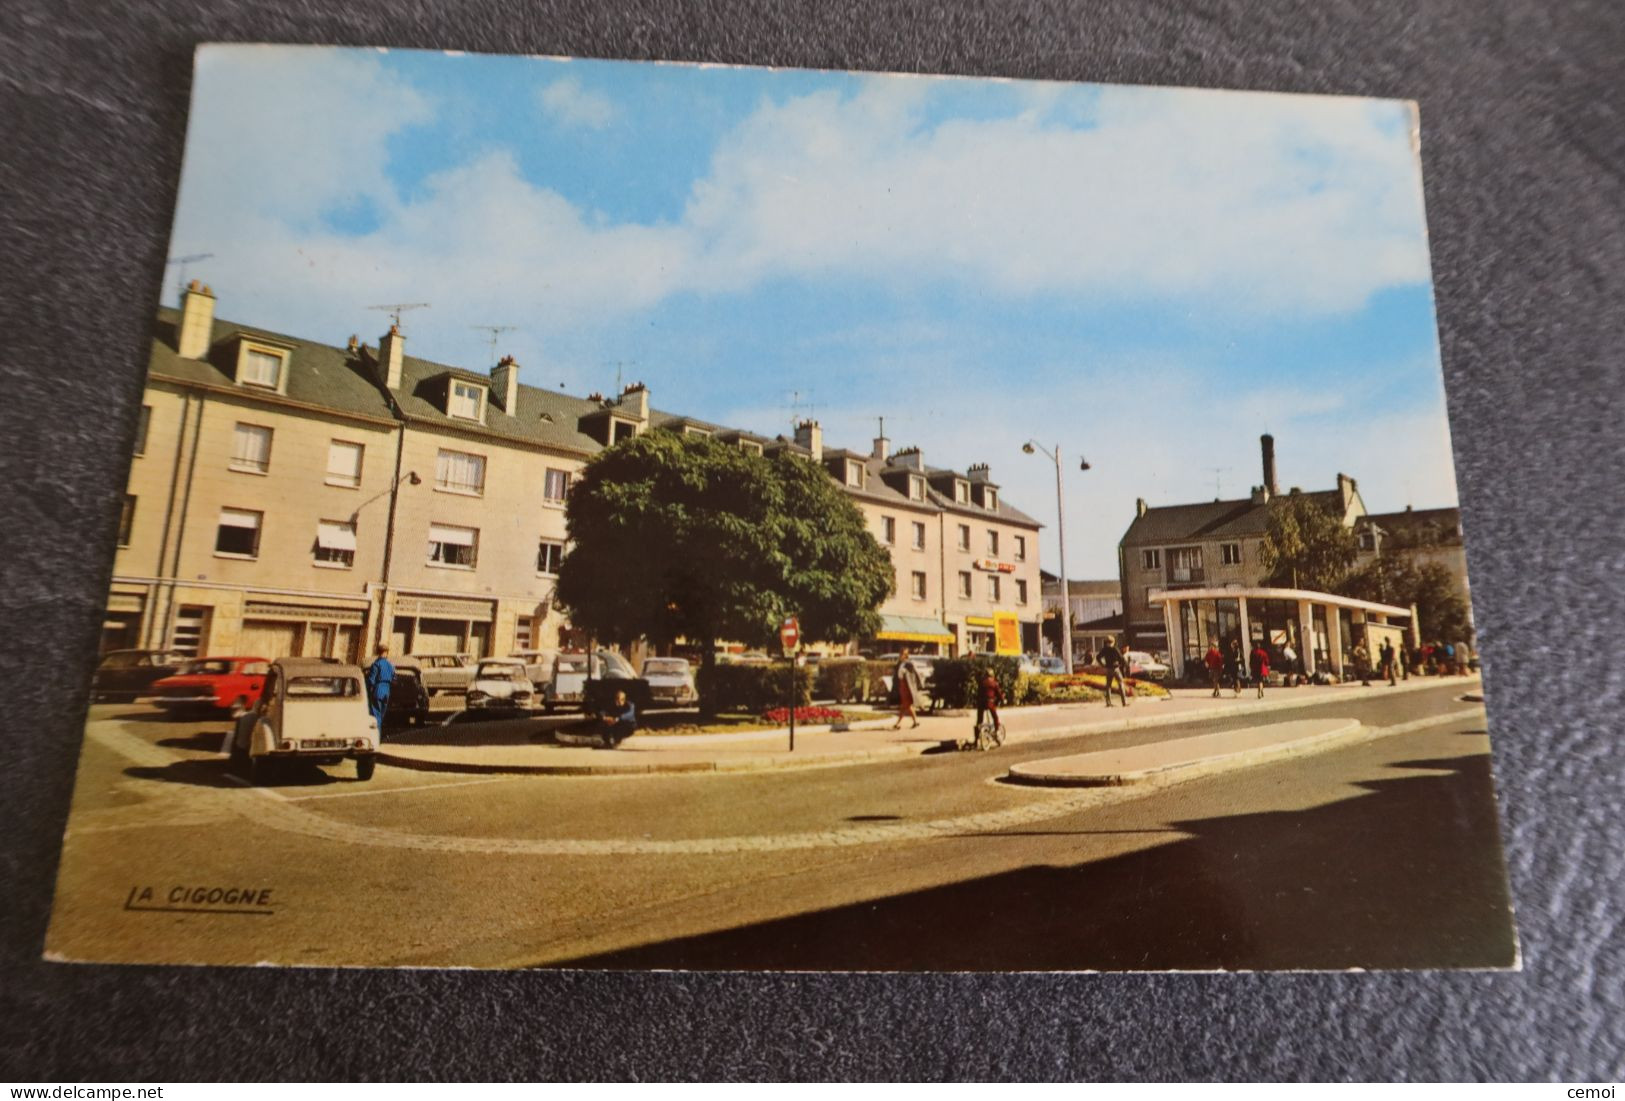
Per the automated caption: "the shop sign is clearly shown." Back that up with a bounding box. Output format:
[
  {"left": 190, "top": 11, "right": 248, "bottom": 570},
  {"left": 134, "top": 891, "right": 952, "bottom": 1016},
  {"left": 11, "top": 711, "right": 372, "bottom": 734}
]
[{"left": 972, "top": 558, "right": 1016, "bottom": 573}]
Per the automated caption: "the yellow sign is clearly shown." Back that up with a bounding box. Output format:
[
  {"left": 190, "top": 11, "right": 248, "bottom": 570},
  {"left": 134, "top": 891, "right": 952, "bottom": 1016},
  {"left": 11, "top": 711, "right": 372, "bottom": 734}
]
[{"left": 994, "top": 612, "right": 1021, "bottom": 656}]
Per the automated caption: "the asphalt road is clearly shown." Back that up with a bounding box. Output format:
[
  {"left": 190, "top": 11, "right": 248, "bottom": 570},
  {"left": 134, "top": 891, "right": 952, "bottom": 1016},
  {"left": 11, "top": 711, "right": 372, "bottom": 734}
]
[{"left": 45, "top": 684, "right": 1515, "bottom": 971}]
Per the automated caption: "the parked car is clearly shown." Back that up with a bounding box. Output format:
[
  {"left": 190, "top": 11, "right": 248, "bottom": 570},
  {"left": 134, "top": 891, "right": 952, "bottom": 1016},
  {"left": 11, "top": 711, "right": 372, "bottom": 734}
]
[
  {"left": 1037, "top": 656, "right": 1069, "bottom": 676},
  {"left": 91, "top": 649, "right": 185, "bottom": 702},
  {"left": 383, "top": 658, "right": 430, "bottom": 730},
  {"left": 465, "top": 658, "right": 536, "bottom": 714},
  {"left": 508, "top": 649, "right": 561, "bottom": 689},
  {"left": 641, "top": 656, "right": 697, "bottom": 707},
  {"left": 1123, "top": 650, "right": 1170, "bottom": 680},
  {"left": 544, "top": 649, "right": 652, "bottom": 714},
  {"left": 407, "top": 653, "right": 477, "bottom": 697},
  {"left": 227, "top": 658, "right": 378, "bottom": 784},
  {"left": 151, "top": 657, "right": 270, "bottom": 717}
]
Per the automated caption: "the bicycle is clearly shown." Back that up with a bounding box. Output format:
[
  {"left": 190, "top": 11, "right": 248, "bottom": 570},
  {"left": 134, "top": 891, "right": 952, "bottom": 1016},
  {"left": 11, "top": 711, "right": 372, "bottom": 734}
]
[{"left": 962, "top": 713, "right": 1006, "bottom": 752}]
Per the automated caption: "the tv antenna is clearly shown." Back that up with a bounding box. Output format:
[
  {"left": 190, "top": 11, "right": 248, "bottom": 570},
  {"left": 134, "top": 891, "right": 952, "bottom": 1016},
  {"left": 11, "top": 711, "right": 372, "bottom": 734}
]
[
  {"left": 789, "top": 388, "right": 817, "bottom": 427},
  {"left": 601, "top": 360, "right": 638, "bottom": 392},
  {"left": 367, "top": 302, "right": 431, "bottom": 330},
  {"left": 166, "top": 252, "right": 214, "bottom": 303},
  {"left": 1206, "top": 465, "right": 1234, "bottom": 498},
  {"left": 471, "top": 325, "right": 519, "bottom": 368}
]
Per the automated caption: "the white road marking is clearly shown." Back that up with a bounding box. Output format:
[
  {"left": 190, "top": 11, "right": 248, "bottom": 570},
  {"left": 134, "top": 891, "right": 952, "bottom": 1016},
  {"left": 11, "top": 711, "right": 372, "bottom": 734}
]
[{"left": 83, "top": 708, "right": 1484, "bottom": 857}]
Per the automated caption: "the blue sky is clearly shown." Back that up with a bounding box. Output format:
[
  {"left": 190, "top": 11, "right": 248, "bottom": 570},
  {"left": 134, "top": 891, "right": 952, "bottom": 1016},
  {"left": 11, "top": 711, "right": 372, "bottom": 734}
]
[{"left": 164, "top": 45, "right": 1457, "bottom": 577}]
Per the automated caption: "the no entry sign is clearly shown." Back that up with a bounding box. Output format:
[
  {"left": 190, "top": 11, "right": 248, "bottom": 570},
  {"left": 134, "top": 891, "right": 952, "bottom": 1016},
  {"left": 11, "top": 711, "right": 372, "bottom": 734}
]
[{"left": 779, "top": 615, "right": 800, "bottom": 651}]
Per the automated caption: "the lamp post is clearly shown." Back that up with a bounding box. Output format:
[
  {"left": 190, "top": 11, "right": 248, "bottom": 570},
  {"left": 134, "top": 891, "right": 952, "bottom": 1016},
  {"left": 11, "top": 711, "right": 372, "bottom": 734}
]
[{"left": 1023, "top": 441, "right": 1089, "bottom": 673}]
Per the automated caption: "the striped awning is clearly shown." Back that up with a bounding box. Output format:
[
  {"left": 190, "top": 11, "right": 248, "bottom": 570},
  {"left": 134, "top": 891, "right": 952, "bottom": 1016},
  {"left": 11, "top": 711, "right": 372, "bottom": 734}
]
[{"left": 875, "top": 614, "right": 954, "bottom": 643}]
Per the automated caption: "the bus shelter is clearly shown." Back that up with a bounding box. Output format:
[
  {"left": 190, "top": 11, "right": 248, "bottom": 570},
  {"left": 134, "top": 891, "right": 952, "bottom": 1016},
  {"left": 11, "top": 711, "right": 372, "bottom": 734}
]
[{"left": 1148, "top": 586, "right": 1416, "bottom": 681}]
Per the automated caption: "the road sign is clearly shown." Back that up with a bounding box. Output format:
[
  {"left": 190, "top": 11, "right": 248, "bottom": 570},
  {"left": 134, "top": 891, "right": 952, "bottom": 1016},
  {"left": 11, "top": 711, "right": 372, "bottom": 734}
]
[{"left": 779, "top": 615, "right": 800, "bottom": 651}]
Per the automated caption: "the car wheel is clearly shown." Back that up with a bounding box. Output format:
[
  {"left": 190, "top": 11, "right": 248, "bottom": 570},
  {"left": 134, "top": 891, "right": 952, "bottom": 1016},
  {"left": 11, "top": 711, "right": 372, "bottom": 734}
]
[{"left": 356, "top": 756, "right": 376, "bottom": 782}]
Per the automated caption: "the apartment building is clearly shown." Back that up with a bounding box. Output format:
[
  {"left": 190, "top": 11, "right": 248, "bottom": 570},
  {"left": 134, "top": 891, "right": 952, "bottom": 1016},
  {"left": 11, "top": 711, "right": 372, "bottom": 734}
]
[{"left": 107, "top": 285, "right": 1044, "bottom": 662}]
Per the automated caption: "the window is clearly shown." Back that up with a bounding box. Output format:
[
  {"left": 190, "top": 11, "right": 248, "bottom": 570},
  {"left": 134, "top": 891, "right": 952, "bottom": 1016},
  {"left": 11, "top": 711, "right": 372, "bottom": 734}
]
[
  {"left": 1016, "top": 579, "right": 1029, "bottom": 605},
  {"left": 313, "top": 520, "right": 356, "bottom": 568},
  {"left": 908, "top": 475, "right": 925, "bottom": 501},
  {"left": 986, "top": 530, "right": 999, "bottom": 555},
  {"left": 1168, "top": 546, "right": 1204, "bottom": 583},
  {"left": 911, "top": 571, "right": 927, "bottom": 600},
  {"left": 846, "top": 460, "right": 863, "bottom": 488},
  {"left": 739, "top": 440, "right": 763, "bottom": 456},
  {"left": 134, "top": 405, "right": 151, "bottom": 456},
  {"left": 958, "top": 571, "right": 972, "bottom": 598},
  {"left": 241, "top": 348, "right": 282, "bottom": 388},
  {"left": 911, "top": 521, "right": 926, "bottom": 550},
  {"left": 1358, "top": 530, "right": 1377, "bottom": 552},
  {"left": 988, "top": 575, "right": 1002, "bottom": 602},
  {"left": 611, "top": 419, "right": 637, "bottom": 444},
  {"left": 1221, "top": 542, "right": 1243, "bottom": 565},
  {"left": 543, "top": 468, "right": 571, "bottom": 505},
  {"left": 1014, "top": 534, "right": 1027, "bottom": 561},
  {"left": 514, "top": 617, "right": 534, "bottom": 651},
  {"left": 435, "top": 449, "right": 486, "bottom": 495},
  {"left": 986, "top": 489, "right": 998, "bottom": 511},
  {"left": 957, "top": 523, "right": 970, "bottom": 551},
  {"left": 1141, "top": 548, "right": 1162, "bottom": 570},
  {"left": 683, "top": 425, "right": 711, "bottom": 437},
  {"left": 450, "top": 381, "right": 484, "bottom": 420},
  {"left": 537, "top": 539, "right": 564, "bottom": 575},
  {"left": 215, "top": 508, "right": 262, "bottom": 557},
  {"left": 427, "top": 523, "right": 478, "bottom": 568},
  {"left": 326, "top": 440, "right": 363, "bottom": 487},
  {"left": 230, "top": 423, "right": 272, "bottom": 474},
  {"left": 118, "top": 495, "right": 135, "bottom": 547},
  {"left": 882, "top": 516, "right": 896, "bottom": 544},
  {"left": 955, "top": 480, "right": 970, "bottom": 504}
]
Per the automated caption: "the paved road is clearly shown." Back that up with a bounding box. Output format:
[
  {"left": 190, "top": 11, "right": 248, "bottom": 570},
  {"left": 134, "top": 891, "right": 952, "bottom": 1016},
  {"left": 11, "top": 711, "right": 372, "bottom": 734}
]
[{"left": 45, "top": 684, "right": 1514, "bottom": 971}]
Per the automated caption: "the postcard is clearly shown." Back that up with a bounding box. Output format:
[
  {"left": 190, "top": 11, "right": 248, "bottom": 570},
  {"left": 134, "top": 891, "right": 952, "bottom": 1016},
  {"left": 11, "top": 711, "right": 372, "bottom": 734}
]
[{"left": 46, "top": 44, "right": 1515, "bottom": 971}]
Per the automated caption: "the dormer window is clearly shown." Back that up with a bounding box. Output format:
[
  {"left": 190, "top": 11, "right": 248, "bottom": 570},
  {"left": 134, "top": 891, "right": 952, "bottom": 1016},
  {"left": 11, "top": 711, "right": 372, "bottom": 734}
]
[
  {"left": 845, "top": 460, "right": 863, "bottom": 488},
  {"left": 908, "top": 475, "right": 925, "bottom": 501},
  {"left": 450, "top": 381, "right": 485, "bottom": 421},
  {"left": 986, "top": 488, "right": 998, "bottom": 511},
  {"left": 955, "top": 480, "right": 970, "bottom": 504},
  {"left": 683, "top": 425, "right": 712, "bottom": 438},
  {"left": 233, "top": 339, "right": 292, "bottom": 391},
  {"left": 739, "top": 440, "right": 763, "bottom": 456},
  {"left": 611, "top": 418, "right": 638, "bottom": 445}
]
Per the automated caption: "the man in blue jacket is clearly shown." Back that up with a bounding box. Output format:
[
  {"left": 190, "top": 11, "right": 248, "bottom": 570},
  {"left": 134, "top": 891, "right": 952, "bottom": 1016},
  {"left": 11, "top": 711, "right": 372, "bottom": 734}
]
[{"left": 364, "top": 643, "right": 394, "bottom": 732}]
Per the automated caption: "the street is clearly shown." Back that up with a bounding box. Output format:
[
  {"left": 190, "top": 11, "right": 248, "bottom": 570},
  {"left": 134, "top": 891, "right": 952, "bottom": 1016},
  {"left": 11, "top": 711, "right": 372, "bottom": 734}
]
[{"left": 45, "top": 682, "right": 1515, "bottom": 971}]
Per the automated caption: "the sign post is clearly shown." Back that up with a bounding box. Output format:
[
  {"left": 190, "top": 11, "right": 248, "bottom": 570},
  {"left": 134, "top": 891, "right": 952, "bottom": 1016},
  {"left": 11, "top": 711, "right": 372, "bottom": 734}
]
[{"left": 780, "top": 615, "right": 800, "bottom": 752}]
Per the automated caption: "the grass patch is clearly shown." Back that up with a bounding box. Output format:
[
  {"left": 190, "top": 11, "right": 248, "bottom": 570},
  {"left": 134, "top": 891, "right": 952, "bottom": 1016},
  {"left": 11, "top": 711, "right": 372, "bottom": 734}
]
[{"left": 612, "top": 708, "right": 888, "bottom": 736}]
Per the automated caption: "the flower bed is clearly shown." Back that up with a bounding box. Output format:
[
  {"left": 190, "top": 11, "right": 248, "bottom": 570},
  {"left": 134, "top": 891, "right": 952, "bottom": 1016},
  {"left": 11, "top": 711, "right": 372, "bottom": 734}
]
[
  {"left": 758, "top": 705, "right": 851, "bottom": 725},
  {"left": 1037, "top": 673, "right": 1169, "bottom": 699}
]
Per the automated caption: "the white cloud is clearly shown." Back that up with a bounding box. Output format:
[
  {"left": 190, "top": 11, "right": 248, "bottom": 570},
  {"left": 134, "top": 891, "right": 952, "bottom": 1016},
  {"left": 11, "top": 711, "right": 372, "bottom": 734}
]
[{"left": 536, "top": 77, "right": 617, "bottom": 129}]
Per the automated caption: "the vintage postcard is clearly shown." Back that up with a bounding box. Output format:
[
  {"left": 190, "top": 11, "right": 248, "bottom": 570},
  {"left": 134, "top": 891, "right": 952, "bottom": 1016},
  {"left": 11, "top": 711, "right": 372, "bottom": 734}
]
[{"left": 47, "top": 45, "right": 1515, "bottom": 971}]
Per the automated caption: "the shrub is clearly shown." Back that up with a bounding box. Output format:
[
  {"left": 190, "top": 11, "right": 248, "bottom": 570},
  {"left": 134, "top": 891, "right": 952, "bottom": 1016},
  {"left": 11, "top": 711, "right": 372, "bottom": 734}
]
[
  {"left": 699, "top": 662, "right": 814, "bottom": 713},
  {"left": 863, "top": 659, "right": 895, "bottom": 703},
  {"left": 815, "top": 659, "right": 869, "bottom": 703},
  {"left": 931, "top": 654, "right": 1023, "bottom": 709}
]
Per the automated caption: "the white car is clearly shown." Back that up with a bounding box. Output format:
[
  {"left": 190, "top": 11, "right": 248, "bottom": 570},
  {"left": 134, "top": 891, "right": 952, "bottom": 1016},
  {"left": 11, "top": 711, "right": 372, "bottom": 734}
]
[
  {"left": 407, "top": 652, "right": 477, "bottom": 697},
  {"left": 227, "top": 658, "right": 378, "bottom": 785},
  {"left": 1124, "top": 650, "right": 1170, "bottom": 680},
  {"left": 465, "top": 658, "right": 536, "bottom": 713},
  {"left": 641, "top": 656, "right": 697, "bottom": 707}
]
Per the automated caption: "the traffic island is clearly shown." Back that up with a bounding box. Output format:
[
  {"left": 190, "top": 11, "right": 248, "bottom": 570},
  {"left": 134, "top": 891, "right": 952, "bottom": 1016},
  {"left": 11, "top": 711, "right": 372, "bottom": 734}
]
[{"left": 1004, "top": 717, "right": 1363, "bottom": 787}]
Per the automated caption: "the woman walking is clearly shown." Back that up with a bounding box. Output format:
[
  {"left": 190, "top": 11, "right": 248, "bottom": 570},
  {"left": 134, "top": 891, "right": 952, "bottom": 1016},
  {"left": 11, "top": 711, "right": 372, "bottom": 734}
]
[{"left": 892, "top": 648, "right": 923, "bottom": 730}]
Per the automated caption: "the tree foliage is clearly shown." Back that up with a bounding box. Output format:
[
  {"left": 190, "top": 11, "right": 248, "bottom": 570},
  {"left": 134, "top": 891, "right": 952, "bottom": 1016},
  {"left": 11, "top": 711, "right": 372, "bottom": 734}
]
[
  {"left": 1257, "top": 496, "right": 1359, "bottom": 591},
  {"left": 555, "top": 432, "right": 895, "bottom": 711},
  {"left": 1339, "top": 556, "right": 1471, "bottom": 643}
]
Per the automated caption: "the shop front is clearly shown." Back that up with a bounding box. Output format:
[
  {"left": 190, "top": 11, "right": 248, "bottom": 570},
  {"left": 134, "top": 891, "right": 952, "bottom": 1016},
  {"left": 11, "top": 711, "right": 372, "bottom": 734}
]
[
  {"left": 388, "top": 593, "right": 498, "bottom": 660},
  {"left": 873, "top": 614, "right": 955, "bottom": 656}
]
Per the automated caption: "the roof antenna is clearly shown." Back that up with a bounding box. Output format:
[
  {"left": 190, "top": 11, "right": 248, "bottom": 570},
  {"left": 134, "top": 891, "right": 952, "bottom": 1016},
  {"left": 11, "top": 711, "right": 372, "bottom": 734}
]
[
  {"left": 1206, "top": 465, "right": 1233, "bottom": 498},
  {"left": 471, "top": 325, "right": 518, "bottom": 369},
  {"left": 601, "top": 360, "right": 637, "bottom": 393},
  {"left": 367, "top": 302, "right": 431, "bottom": 330},
  {"left": 166, "top": 252, "right": 213, "bottom": 304}
]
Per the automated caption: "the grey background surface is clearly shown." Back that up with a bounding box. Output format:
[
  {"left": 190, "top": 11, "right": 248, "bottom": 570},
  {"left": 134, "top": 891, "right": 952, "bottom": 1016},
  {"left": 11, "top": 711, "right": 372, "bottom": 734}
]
[{"left": 2, "top": 0, "right": 1620, "bottom": 1081}]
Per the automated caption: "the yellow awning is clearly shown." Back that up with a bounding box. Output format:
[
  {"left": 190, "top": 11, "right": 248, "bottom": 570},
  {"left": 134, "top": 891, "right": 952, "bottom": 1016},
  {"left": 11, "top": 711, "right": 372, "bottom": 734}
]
[{"left": 875, "top": 614, "right": 955, "bottom": 642}]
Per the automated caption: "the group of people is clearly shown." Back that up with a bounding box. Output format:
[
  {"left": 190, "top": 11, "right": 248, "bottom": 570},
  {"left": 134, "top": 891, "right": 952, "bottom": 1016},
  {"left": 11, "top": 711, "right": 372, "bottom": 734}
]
[{"left": 1200, "top": 638, "right": 1275, "bottom": 699}]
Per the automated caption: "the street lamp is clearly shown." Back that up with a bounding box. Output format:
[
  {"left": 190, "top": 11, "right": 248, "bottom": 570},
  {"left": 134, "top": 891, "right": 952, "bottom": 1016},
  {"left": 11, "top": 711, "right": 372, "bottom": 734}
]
[{"left": 1023, "top": 441, "right": 1088, "bottom": 672}]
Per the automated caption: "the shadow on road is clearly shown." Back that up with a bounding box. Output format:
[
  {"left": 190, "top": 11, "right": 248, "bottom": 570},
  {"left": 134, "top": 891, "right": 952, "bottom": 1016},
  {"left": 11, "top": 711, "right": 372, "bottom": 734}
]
[
  {"left": 157, "top": 732, "right": 228, "bottom": 753},
  {"left": 545, "top": 750, "right": 1516, "bottom": 972},
  {"left": 123, "top": 760, "right": 242, "bottom": 789}
]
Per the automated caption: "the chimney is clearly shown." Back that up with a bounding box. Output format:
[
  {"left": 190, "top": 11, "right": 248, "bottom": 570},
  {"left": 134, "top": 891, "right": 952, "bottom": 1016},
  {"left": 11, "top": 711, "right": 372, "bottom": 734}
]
[
  {"left": 618, "top": 381, "right": 649, "bottom": 420},
  {"left": 793, "top": 419, "right": 823, "bottom": 461},
  {"left": 490, "top": 355, "right": 520, "bottom": 414},
  {"left": 967, "top": 462, "right": 992, "bottom": 484},
  {"left": 1251, "top": 485, "right": 1270, "bottom": 505},
  {"left": 1261, "top": 433, "right": 1278, "bottom": 497},
  {"left": 1337, "top": 472, "right": 1356, "bottom": 512},
  {"left": 1136, "top": 497, "right": 1148, "bottom": 518},
  {"left": 891, "top": 446, "right": 924, "bottom": 471},
  {"left": 872, "top": 434, "right": 889, "bottom": 461},
  {"left": 379, "top": 324, "right": 405, "bottom": 389},
  {"left": 177, "top": 280, "right": 215, "bottom": 359}
]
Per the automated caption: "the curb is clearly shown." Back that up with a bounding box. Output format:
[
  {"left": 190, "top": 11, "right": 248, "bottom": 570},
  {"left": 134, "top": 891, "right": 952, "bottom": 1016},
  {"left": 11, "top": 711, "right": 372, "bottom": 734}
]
[{"left": 377, "top": 740, "right": 926, "bottom": 777}]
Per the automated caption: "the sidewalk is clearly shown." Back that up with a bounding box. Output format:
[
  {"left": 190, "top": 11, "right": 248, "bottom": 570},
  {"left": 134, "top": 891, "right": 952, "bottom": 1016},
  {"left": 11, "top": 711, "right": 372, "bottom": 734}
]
[{"left": 378, "top": 673, "right": 1481, "bottom": 777}]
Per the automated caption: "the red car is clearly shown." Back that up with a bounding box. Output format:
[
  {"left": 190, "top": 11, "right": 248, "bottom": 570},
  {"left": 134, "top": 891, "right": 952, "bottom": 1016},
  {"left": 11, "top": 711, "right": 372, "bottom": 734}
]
[{"left": 152, "top": 657, "right": 271, "bottom": 717}]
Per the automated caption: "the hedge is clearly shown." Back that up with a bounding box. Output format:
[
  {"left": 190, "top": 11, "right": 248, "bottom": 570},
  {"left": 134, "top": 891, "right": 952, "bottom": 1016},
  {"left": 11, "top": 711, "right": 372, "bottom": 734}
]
[
  {"left": 928, "top": 654, "right": 1024, "bottom": 709},
  {"left": 698, "top": 662, "right": 814, "bottom": 713}
]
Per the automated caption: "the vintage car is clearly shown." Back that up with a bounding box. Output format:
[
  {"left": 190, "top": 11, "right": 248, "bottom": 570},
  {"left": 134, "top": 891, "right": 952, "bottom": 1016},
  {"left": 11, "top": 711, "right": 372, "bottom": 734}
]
[
  {"left": 227, "top": 658, "right": 379, "bottom": 784},
  {"left": 507, "top": 649, "right": 561, "bottom": 688},
  {"left": 640, "top": 656, "right": 697, "bottom": 707},
  {"left": 382, "top": 658, "right": 431, "bottom": 730},
  {"left": 465, "top": 658, "right": 536, "bottom": 714},
  {"left": 91, "top": 649, "right": 185, "bottom": 702},
  {"left": 152, "top": 656, "right": 270, "bottom": 717},
  {"left": 544, "top": 649, "right": 653, "bottom": 715},
  {"left": 406, "top": 652, "right": 477, "bottom": 697},
  {"left": 1123, "top": 650, "right": 1170, "bottom": 681}
]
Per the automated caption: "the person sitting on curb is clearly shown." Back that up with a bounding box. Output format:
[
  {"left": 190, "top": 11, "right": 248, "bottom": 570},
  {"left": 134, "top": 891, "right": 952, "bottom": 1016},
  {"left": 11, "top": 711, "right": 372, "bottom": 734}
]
[{"left": 597, "top": 689, "right": 638, "bottom": 749}]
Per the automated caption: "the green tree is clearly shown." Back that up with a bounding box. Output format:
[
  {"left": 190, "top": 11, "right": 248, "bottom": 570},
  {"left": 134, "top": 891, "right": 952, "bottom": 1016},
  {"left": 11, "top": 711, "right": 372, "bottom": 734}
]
[
  {"left": 1340, "top": 556, "right": 1471, "bottom": 643},
  {"left": 555, "top": 432, "right": 894, "bottom": 715},
  {"left": 1257, "top": 495, "right": 1359, "bottom": 591}
]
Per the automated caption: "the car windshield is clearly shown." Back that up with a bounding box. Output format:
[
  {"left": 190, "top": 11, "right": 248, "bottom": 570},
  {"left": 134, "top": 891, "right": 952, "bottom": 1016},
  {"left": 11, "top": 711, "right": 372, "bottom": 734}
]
[
  {"left": 287, "top": 676, "right": 361, "bottom": 697},
  {"left": 185, "top": 660, "right": 235, "bottom": 675},
  {"left": 644, "top": 660, "right": 688, "bottom": 675},
  {"left": 556, "top": 658, "right": 587, "bottom": 674},
  {"left": 597, "top": 652, "right": 635, "bottom": 677},
  {"left": 478, "top": 667, "right": 522, "bottom": 681}
]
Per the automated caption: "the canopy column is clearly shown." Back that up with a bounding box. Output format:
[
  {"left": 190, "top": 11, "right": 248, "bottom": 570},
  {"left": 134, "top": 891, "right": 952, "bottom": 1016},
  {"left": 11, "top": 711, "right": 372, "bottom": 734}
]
[
  {"left": 1297, "top": 599, "right": 1316, "bottom": 676},
  {"left": 1163, "top": 594, "right": 1184, "bottom": 679}
]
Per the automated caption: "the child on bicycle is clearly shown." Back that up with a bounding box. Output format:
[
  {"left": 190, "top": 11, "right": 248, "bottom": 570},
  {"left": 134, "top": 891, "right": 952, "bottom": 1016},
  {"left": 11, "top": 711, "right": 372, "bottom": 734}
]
[{"left": 974, "top": 669, "right": 1002, "bottom": 739}]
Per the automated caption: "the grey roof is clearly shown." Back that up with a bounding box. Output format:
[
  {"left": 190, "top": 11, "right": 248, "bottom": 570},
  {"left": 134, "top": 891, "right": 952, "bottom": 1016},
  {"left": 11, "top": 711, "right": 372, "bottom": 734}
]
[
  {"left": 1121, "top": 489, "right": 1343, "bottom": 546},
  {"left": 1362, "top": 506, "right": 1463, "bottom": 546},
  {"left": 388, "top": 349, "right": 607, "bottom": 454}
]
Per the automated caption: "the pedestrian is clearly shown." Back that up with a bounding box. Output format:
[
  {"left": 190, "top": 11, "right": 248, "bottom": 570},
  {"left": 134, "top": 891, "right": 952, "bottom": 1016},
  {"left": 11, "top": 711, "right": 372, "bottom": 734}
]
[
  {"left": 1099, "top": 636, "right": 1130, "bottom": 707},
  {"left": 1203, "top": 640, "right": 1224, "bottom": 697},
  {"left": 974, "top": 668, "right": 1002, "bottom": 743},
  {"left": 1223, "top": 639, "right": 1243, "bottom": 697},
  {"left": 364, "top": 642, "right": 394, "bottom": 733},
  {"left": 1250, "top": 639, "right": 1270, "bottom": 699},
  {"left": 1280, "top": 640, "right": 1299, "bottom": 686},
  {"left": 1380, "top": 638, "right": 1397, "bottom": 686},
  {"left": 1353, "top": 642, "right": 1372, "bottom": 686},
  {"left": 891, "top": 647, "right": 923, "bottom": 730},
  {"left": 597, "top": 688, "right": 637, "bottom": 748}
]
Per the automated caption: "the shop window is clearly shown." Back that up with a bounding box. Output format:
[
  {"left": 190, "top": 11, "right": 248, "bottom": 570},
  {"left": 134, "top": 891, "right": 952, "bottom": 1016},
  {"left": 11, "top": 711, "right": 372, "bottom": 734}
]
[
  {"left": 537, "top": 539, "right": 564, "bottom": 575},
  {"left": 427, "top": 523, "right": 478, "bottom": 568},
  {"left": 326, "top": 440, "right": 363, "bottom": 488},
  {"left": 230, "top": 423, "right": 272, "bottom": 474},
  {"left": 435, "top": 449, "right": 486, "bottom": 495},
  {"left": 215, "top": 508, "right": 262, "bottom": 558},
  {"left": 314, "top": 520, "right": 357, "bottom": 568}
]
